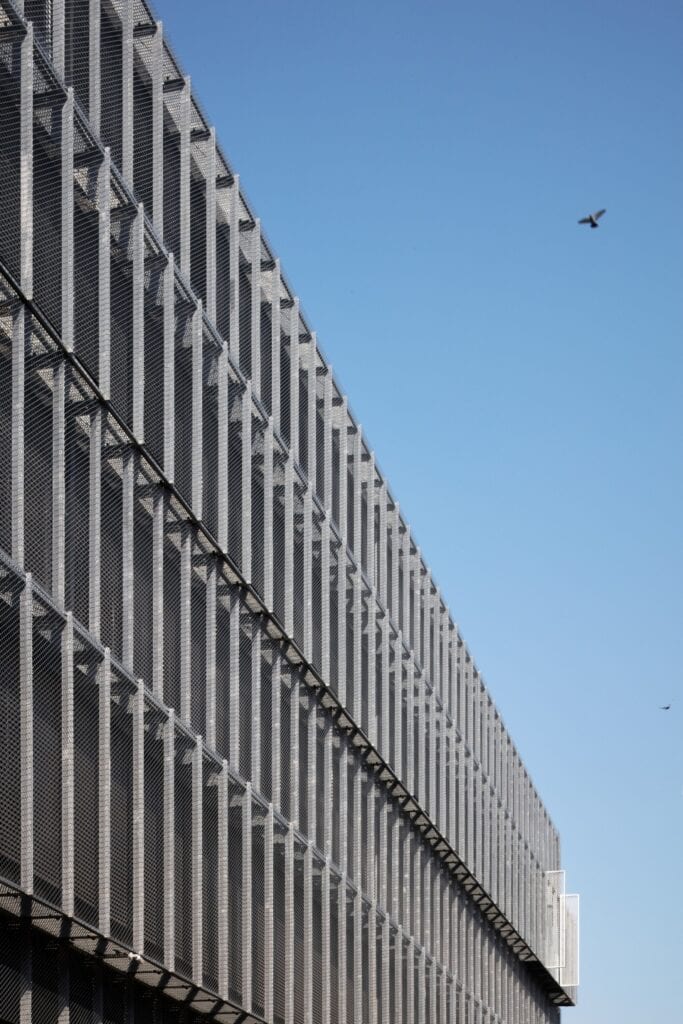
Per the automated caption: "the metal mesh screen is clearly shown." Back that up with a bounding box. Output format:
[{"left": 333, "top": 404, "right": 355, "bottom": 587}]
[
  {"left": 345, "top": 757, "right": 355, "bottom": 886},
  {"left": 32, "top": 597, "right": 62, "bottom": 905},
  {"left": 297, "top": 340, "right": 309, "bottom": 480},
  {"left": 132, "top": 39, "right": 153, "bottom": 213},
  {"left": 215, "top": 185, "right": 231, "bottom": 340},
  {"left": 377, "top": 618, "right": 387, "bottom": 759},
  {"left": 65, "top": 364, "right": 92, "bottom": 628},
  {"left": 361, "top": 900, "right": 370, "bottom": 1022},
  {"left": 32, "top": 927, "right": 60, "bottom": 1022},
  {"left": 133, "top": 458, "right": 155, "bottom": 687},
  {"left": 344, "top": 884, "right": 354, "bottom": 1024},
  {"left": 259, "top": 288, "right": 273, "bottom": 418},
  {"left": 0, "top": 34, "right": 21, "bottom": 284},
  {"left": 173, "top": 286, "right": 194, "bottom": 507},
  {"left": 375, "top": 915, "right": 384, "bottom": 1024},
  {"left": 24, "top": 328, "right": 54, "bottom": 591},
  {"left": 272, "top": 451, "right": 286, "bottom": 626},
  {"left": 344, "top": 561, "right": 354, "bottom": 710},
  {"left": 278, "top": 661, "right": 292, "bottom": 824},
  {"left": 297, "top": 686, "right": 309, "bottom": 838},
  {"left": 202, "top": 337, "right": 220, "bottom": 539},
  {"left": 202, "top": 754, "right": 219, "bottom": 992},
  {"left": 189, "top": 158, "right": 207, "bottom": 305},
  {"left": 272, "top": 824, "right": 286, "bottom": 1024},
  {"left": 251, "top": 800, "right": 267, "bottom": 1018},
  {"left": 161, "top": 84, "right": 182, "bottom": 265},
  {"left": 64, "top": 0, "right": 90, "bottom": 116},
  {"left": 72, "top": 625, "right": 101, "bottom": 926},
  {"left": 292, "top": 839, "right": 305, "bottom": 1024},
  {"left": 315, "top": 711, "right": 326, "bottom": 857},
  {"left": 328, "top": 540, "right": 339, "bottom": 692},
  {"left": 311, "top": 508, "right": 323, "bottom": 673},
  {"left": 0, "top": 297, "right": 12, "bottom": 557},
  {"left": 279, "top": 318, "right": 291, "bottom": 450},
  {"left": 359, "top": 471, "right": 369, "bottom": 578},
  {"left": 32, "top": 55, "right": 62, "bottom": 333},
  {"left": 190, "top": 538, "right": 207, "bottom": 736},
  {"left": 330, "top": 731, "right": 341, "bottom": 868},
  {"left": 214, "top": 573, "right": 231, "bottom": 762},
  {"left": 162, "top": 499, "right": 182, "bottom": 713},
  {"left": 311, "top": 855, "right": 324, "bottom": 1024},
  {"left": 109, "top": 186, "right": 135, "bottom": 426},
  {"left": 238, "top": 601, "right": 252, "bottom": 782},
  {"left": 258, "top": 638, "right": 273, "bottom": 803},
  {"left": 109, "top": 667, "right": 134, "bottom": 946},
  {"left": 72, "top": 117, "right": 102, "bottom": 382},
  {"left": 227, "top": 776, "right": 243, "bottom": 1004},
  {"left": 0, "top": 912, "right": 21, "bottom": 1022},
  {"left": 174, "top": 729, "right": 194, "bottom": 978},
  {"left": 251, "top": 409, "right": 266, "bottom": 596},
  {"left": 360, "top": 589, "right": 370, "bottom": 736},
  {"left": 388, "top": 925, "right": 398, "bottom": 1023},
  {"left": 236, "top": 255, "right": 251, "bottom": 379},
  {"left": 227, "top": 372, "right": 243, "bottom": 566},
  {"left": 143, "top": 699, "right": 165, "bottom": 963},
  {"left": 360, "top": 771, "right": 370, "bottom": 897},
  {"left": 0, "top": 563, "right": 20, "bottom": 885},
  {"left": 100, "top": 1, "right": 123, "bottom": 170},
  {"left": 328, "top": 869, "right": 340, "bottom": 1024},
  {"left": 143, "top": 241, "right": 166, "bottom": 468},
  {"left": 100, "top": 419, "right": 124, "bottom": 661},
  {"left": 330, "top": 403, "right": 340, "bottom": 527}
]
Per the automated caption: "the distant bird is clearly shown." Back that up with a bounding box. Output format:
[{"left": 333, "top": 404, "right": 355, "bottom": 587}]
[
  {"left": 578, "top": 209, "right": 606, "bottom": 229},
  {"left": 660, "top": 704, "right": 672, "bottom": 710}
]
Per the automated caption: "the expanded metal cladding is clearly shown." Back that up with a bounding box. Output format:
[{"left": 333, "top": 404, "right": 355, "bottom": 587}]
[{"left": 0, "top": 0, "right": 577, "bottom": 1021}]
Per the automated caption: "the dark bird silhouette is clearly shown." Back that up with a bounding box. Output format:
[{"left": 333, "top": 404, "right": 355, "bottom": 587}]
[
  {"left": 660, "top": 704, "right": 672, "bottom": 711},
  {"left": 578, "top": 209, "right": 606, "bottom": 229}
]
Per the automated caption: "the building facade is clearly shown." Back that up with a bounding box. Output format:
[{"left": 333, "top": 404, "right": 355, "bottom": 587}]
[{"left": 0, "top": 1, "right": 578, "bottom": 1022}]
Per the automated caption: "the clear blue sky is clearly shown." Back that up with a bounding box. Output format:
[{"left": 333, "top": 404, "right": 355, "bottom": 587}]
[{"left": 155, "top": 1, "right": 683, "bottom": 1019}]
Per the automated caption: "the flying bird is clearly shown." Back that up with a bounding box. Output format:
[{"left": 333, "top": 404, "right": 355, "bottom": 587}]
[
  {"left": 578, "top": 209, "right": 606, "bottom": 229},
  {"left": 660, "top": 704, "right": 672, "bottom": 711}
]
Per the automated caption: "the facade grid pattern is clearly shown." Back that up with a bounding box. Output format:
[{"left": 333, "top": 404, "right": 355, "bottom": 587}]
[{"left": 0, "top": 1, "right": 578, "bottom": 1021}]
